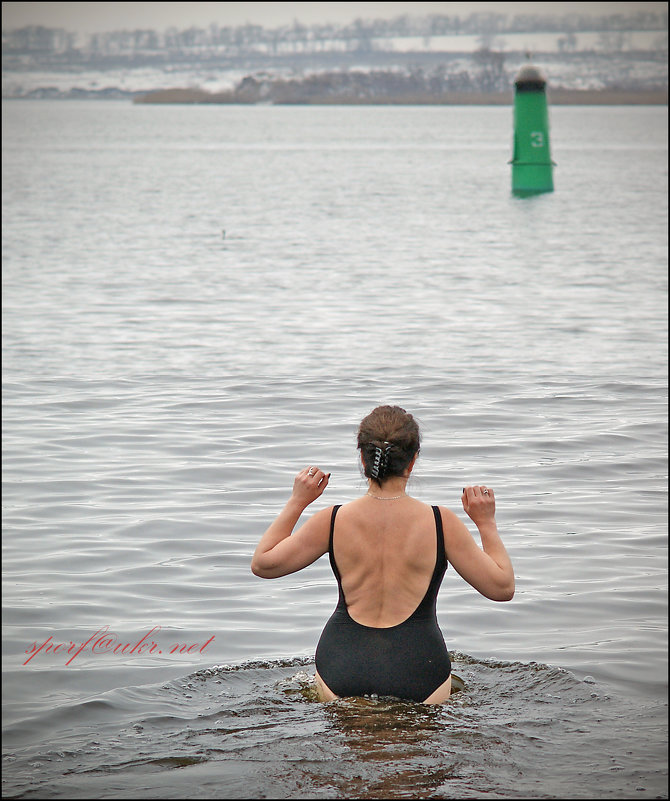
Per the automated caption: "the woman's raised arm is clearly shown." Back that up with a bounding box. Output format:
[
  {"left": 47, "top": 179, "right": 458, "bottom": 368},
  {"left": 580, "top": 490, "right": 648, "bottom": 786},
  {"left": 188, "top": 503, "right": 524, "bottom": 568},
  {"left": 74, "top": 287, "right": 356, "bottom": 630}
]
[
  {"left": 440, "top": 486, "right": 515, "bottom": 602},
  {"left": 251, "top": 467, "right": 331, "bottom": 579}
]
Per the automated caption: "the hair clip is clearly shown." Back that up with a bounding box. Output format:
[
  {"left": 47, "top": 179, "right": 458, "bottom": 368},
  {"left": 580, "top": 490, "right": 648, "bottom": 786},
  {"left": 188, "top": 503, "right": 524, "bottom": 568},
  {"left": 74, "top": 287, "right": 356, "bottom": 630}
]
[{"left": 371, "top": 445, "right": 383, "bottom": 479}]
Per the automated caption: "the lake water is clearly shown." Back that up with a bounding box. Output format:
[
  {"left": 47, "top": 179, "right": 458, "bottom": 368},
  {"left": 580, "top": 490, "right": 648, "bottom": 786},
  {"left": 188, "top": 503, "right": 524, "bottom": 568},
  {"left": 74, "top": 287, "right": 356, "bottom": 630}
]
[{"left": 2, "top": 100, "right": 667, "bottom": 799}]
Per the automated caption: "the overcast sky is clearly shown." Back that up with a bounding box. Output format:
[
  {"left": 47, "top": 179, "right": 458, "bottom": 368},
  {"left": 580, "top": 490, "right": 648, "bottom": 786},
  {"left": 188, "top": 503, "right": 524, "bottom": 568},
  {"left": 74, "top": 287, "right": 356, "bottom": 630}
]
[{"left": 2, "top": 2, "right": 666, "bottom": 35}]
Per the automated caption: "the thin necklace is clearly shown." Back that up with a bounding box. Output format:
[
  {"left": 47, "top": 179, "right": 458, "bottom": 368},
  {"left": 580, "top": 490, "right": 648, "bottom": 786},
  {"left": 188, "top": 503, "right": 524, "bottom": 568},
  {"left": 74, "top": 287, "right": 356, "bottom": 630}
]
[{"left": 366, "top": 491, "right": 407, "bottom": 500}]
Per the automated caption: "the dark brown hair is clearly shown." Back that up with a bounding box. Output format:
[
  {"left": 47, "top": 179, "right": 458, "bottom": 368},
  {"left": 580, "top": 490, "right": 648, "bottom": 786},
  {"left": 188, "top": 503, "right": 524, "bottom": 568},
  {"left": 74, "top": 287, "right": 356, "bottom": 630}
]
[{"left": 357, "top": 405, "right": 421, "bottom": 485}]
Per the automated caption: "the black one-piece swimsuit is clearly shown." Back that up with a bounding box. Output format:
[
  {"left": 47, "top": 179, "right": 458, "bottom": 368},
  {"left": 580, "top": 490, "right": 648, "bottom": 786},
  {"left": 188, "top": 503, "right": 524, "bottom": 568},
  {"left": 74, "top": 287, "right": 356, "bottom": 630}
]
[{"left": 315, "top": 505, "right": 451, "bottom": 703}]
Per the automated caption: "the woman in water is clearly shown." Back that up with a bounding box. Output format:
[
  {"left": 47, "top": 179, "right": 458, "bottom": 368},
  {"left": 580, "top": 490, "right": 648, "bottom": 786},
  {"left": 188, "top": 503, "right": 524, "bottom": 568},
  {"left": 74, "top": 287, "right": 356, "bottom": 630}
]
[{"left": 251, "top": 405, "right": 514, "bottom": 704}]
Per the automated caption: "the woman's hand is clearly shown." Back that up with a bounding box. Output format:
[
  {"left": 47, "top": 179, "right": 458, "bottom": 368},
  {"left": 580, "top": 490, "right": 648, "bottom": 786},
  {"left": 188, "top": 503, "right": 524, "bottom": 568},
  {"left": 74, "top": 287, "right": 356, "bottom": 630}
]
[
  {"left": 291, "top": 466, "right": 331, "bottom": 508},
  {"left": 462, "top": 485, "right": 495, "bottom": 527}
]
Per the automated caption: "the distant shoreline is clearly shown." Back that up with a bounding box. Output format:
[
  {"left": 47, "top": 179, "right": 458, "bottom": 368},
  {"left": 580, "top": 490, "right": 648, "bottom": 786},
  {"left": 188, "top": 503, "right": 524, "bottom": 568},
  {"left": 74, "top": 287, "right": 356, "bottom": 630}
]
[{"left": 134, "top": 88, "right": 668, "bottom": 105}]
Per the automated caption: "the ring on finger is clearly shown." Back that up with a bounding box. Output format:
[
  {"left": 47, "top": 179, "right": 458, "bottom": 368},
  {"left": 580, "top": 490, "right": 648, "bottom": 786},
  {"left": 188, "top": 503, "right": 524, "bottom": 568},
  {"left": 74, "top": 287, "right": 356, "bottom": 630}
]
[{"left": 308, "top": 467, "right": 316, "bottom": 476}]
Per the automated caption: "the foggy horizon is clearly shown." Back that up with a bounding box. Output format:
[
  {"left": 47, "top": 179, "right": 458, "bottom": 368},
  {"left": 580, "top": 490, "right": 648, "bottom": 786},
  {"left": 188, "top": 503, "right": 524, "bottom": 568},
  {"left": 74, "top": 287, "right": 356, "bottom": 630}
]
[{"left": 2, "top": 1, "right": 667, "bottom": 36}]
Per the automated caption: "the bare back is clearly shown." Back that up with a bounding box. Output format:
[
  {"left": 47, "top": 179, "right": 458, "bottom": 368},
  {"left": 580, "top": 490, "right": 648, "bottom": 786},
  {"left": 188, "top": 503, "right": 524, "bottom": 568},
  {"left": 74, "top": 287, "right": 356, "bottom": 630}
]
[{"left": 331, "top": 497, "right": 444, "bottom": 628}]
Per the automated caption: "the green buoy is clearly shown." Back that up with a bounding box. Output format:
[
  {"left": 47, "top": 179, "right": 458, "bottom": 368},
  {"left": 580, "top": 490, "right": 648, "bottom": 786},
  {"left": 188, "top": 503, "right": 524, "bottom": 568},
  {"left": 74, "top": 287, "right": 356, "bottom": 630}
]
[{"left": 511, "top": 64, "right": 555, "bottom": 195}]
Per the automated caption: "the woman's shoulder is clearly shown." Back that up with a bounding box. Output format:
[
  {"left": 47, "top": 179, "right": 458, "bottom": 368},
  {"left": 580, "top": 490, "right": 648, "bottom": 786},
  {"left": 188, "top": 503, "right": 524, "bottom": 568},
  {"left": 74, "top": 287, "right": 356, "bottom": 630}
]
[
  {"left": 434, "top": 503, "right": 467, "bottom": 525},
  {"left": 434, "top": 503, "right": 460, "bottom": 518}
]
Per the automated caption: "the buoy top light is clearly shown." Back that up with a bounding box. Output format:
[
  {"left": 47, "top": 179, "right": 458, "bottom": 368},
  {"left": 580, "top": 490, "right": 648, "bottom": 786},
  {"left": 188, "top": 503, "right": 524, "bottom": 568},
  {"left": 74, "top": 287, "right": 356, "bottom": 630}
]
[{"left": 514, "top": 65, "right": 546, "bottom": 92}]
